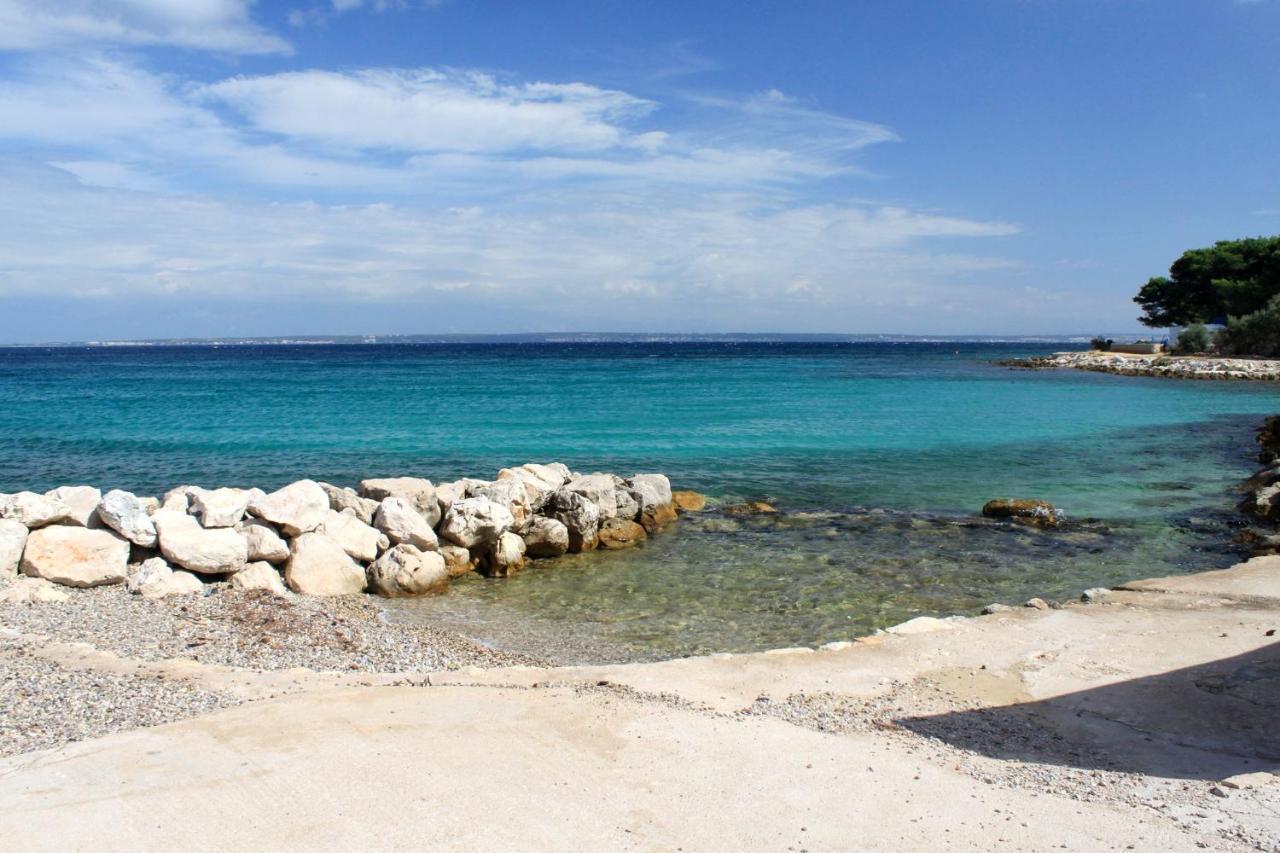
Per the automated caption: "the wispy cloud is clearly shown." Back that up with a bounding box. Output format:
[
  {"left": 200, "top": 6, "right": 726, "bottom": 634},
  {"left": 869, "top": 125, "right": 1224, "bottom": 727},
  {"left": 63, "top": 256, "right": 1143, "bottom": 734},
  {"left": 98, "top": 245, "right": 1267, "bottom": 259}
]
[{"left": 0, "top": 0, "right": 291, "bottom": 54}]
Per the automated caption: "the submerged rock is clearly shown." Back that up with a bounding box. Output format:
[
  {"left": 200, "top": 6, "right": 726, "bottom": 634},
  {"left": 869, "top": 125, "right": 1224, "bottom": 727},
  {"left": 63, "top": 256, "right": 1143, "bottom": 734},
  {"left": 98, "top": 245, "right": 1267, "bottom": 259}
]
[
  {"left": 284, "top": 532, "right": 366, "bottom": 596},
  {"left": 981, "top": 499, "right": 1062, "bottom": 528},
  {"left": 672, "top": 490, "right": 708, "bottom": 512},
  {"left": 598, "top": 517, "right": 647, "bottom": 550},
  {"left": 723, "top": 501, "right": 778, "bottom": 516},
  {"left": 248, "top": 480, "right": 330, "bottom": 537},
  {"left": 367, "top": 544, "right": 448, "bottom": 597},
  {"left": 21, "top": 526, "right": 129, "bottom": 587}
]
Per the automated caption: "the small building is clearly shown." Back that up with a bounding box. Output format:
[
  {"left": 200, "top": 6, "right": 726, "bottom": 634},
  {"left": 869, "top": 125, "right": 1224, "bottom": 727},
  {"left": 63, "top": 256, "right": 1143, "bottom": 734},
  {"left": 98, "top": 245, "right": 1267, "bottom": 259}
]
[{"left": 1110, "top": 342, "right": 1166, "bottom": 355}]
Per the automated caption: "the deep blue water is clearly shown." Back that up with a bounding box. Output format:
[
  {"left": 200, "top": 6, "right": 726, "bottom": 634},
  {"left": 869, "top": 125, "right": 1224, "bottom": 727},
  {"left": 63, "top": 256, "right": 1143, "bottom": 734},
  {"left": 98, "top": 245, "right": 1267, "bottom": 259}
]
[{"left": 1, "top": 341, "right": 1276, "bottom": 660}]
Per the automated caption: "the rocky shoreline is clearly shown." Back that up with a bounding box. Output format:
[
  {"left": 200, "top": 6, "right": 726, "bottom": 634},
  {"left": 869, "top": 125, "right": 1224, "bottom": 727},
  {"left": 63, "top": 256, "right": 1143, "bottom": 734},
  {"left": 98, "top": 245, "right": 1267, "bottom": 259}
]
[{"left": 1001, "top": 350, "right": 1280, "bottom": 380}]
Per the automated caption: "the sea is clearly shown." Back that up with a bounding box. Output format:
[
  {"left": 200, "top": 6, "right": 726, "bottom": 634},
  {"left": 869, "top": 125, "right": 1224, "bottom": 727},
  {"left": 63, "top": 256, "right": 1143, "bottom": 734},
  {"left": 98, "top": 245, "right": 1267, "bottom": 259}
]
[{"left": 1, "top": 340, "right": 1276, "bottom": 663}]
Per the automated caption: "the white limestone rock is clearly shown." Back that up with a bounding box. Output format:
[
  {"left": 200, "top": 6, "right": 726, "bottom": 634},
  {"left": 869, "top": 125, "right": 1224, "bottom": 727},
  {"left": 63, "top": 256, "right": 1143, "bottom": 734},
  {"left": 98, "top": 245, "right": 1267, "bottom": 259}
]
[
  {"left": 439, "top": 496, "right": 514, "bottom": 549},
  {"left": 0, "top": 519, "right": 28, "bottom": 576},
  {"left": 318, "top": 482, "right": 379, "bottom": 525},
  {"left": 438, "top": 544, "right": 477, "bottom": 578},
  {"left": 44, "top": 486, "right": 102, "bottom": 527},
  {"left": 359, "top": 477, "right": 440, "bottom": 527},
  {"left": 470, "top": 479, "right": 534, "bottom": 532},
  {"left": 284, "top": 532, "right": 366, "bottom": 596},
  {"left": 565, "top": 473, "right": 619, "bottom": 520},
  {"left": 160, "top": 486, "right": 199, "bottom": 514},
  {"left": 189, "top": 487, "right": 253, "bottom": 528},
  {"left": 236, "top": 519, "right": 290, "bottom": 565},
  {"left": 153, "top": 510, "right": 247, "bottom": 575},
  {"left": 0, "top": 491, "right": 72, "bottom": 529},
  {"left": 366, "top": 544, "right": 448, "bottom": 597},
  {"left": 482, "top": 531, "right": 526, "bottom": 577},
  {"left": 96, "top": 489, "right": 158, "bottom": 547},
  {"left": 20, "top": 526, "right": 129, "bottom": 587},
  {"left": 127, "top": 558, "right": 203, "bottom": 599},
  {"left": 248, "top": 480, "right": 329, "bottom": 536},
  {"left": 318, "top": 509, "right": 389, "bottom": 562},
  {"left": 545, "top": 489, "right": 600, "bottom": 553},
  {"left": 230, "top": 561, "right": 288, "bottom": 595},
  {"left": 611, "top": 478, "right": 640, "bottom": 521},
  {"left": 374, "top": 497, "right": 438, "bottom": 551},
  {"left": 626, "top": 474, "right": 674, "bottom": 512},
  {"left": 0, "top": 576, "right": 70, "bottom": 603},
  {"left": 522, "top": 516, "right": 570, "bottom": 559}
]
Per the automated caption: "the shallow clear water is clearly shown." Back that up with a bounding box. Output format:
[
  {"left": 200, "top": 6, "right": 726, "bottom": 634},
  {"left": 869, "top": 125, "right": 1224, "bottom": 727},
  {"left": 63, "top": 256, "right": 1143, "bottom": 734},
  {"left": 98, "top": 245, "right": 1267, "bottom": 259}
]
[{"left": 0, "top": 341, "right": 1275, "bottom": 661}]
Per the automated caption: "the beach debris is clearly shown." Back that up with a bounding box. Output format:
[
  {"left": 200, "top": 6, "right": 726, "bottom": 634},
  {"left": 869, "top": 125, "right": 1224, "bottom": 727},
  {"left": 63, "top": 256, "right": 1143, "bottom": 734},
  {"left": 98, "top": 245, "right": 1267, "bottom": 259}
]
[
  {"left": 367, "top": 544, "right": 448, "bottom": 597},
  {"left": 981, "top": 499, "right": 1062, "bottom": 528},
  {"left": 154, "top": 511, "right": 248, "bottom": 575},
  {"left": 284, "top": 532, "right": 367, "bottom": 596},
  {"left": 21, "top": 526, "right": 129, "bottom": 587},
  {"left": 0, "top": 491, "right": 72, "bottom": 529},
  {"left": 248, "top": 480, "right": 330, "bottom": 537}
]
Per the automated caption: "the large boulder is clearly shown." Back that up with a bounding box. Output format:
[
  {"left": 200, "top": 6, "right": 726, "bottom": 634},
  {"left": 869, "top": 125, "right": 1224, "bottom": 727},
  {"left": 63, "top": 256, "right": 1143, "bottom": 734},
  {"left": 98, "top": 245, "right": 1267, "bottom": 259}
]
[
  {"left": 153, "top": 510, "right": 248, "bottom": 575},
  {"left": 248, "top": 480, "right": 329, "bottom": 536},
  {"left": 0, "top": 519, "right": 28, "bottom": 575},
  {"left": 230, "top": 561, "right": 287, "bottom": 595},
  {"left": 318, "top": 509, "right": 389, "bottom": 562},
  {"left": 439, "top": 497, "right": 513, "bottom": 549},
  {"left": 284, "top": 532, "right": 366, "bottom": 596},
  {"left": 522, "top": 516, "right": 570, "bottom": 559},
  {"left": 480, "top": 531, "right": 526, "bottom": 578},
  {"left": 359, "top": 478, "right": 440, "bottom": 527},
  {"left": 496, "top": 463, "right": 570, "bottom": 510},
  {"left": 470, "top": 479, "right": 534, "bottom": 532},
  {"left": 628, "top": 474, "right": 674, "bottom": 512},
  {"left": 236, "top": 519, "right": 290, "bottom": 564},
  {"left": 189, "top": 487, "right": 254, "bottom": 528},
  {"left": 0, "top": 491, "right": 71, "bottom": 528},
  {"left": 45, "top": 486, "right": 102, "bottom": 527},
  {"left": 639, "top": 502, "right": 678, "bottom": 533},
  {"left": 545, "top": 489, "right": 600, "bottom": 553},
  {"left": 127, "top": 557, "right": 203, "bottom": 599},
  {"left": 374, "top": 497, "right": 438, "bottom": 551},
  {"left": 612, "top": 479, "right": 641, "bottom": 522},
  {"left": 160, "top": 485, "right": 199, "bottom": 514},
  {"left": 96, "top": 489, "right": 158, "bottom": 547},
  {"left": 436, "top": 478, "right": 489, "bottom": 515},
  {"left": 565, "top": 473, "right": 619, "bottom": 520},
  {"left": 438, "top": 544, "right": 478, "bottom": 578},
  {"left": 598, "top": 517, "right": 647, "bottom": 550},
  {"left": 366, "top": 544, "right": 448, "bottom": 597},
  {"left": 318, "top": 483, "right": 379, "bottom": 526},
  {"left": 981, "top": 499, "right": 1062, "bottom": 528},
  {"left": 0, "top": 576, "right": 70, "bottom": 603},
  {"left": 20, "top": 526, "right": 128, "bottom": 587}
]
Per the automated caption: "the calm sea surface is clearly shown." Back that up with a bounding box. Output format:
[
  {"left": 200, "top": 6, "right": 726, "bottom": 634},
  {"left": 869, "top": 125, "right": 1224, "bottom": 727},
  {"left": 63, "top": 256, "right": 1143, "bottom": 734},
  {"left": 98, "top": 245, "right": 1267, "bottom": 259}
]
[{"left": 1, "top": 341, "right": 1276, "bottom": 661}]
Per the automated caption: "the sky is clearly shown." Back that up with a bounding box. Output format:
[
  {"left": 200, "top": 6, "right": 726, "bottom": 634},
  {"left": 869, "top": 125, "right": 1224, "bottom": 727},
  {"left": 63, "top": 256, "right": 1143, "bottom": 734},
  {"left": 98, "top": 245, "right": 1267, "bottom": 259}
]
[{"left": 0, "top": 0, "right": 1277, "bottom": 342}]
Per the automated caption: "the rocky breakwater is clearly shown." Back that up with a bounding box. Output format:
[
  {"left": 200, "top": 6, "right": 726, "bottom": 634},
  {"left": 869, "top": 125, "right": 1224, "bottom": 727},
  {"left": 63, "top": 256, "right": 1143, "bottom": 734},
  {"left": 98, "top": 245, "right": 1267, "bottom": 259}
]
[
  {"left": 1001, "top": 351, "right": 1280, "bottom": 381},
  {"left": 1232, "top": 416, "right": 1280, "bottom": 556},
  {"left": 0, "top": 466, "right": 703, "bottom": 603}
]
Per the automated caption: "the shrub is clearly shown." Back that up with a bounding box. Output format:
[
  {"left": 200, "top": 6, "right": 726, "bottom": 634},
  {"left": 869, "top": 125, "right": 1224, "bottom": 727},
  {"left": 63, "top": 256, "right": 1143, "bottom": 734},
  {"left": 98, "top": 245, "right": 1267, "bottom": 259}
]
[
  {"left": 1215, "top": 295, "right": 1280, "bottom": 358},
  {"left": 1089, "top": 336, "right": 1113, "bottom": 352},
  {"left": 1174, "top": 323, "right": 1211, "bottom": 354}
]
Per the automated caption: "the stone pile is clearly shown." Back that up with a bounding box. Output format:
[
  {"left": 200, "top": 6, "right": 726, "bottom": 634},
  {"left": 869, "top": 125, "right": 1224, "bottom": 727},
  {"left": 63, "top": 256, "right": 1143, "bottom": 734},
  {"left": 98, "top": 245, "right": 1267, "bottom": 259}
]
[
  {"left": 0, "top": 466, "right": 704, "bottom": 601},
  {"left": 1005, "top": 351, "right": 1280, "bottom": 381}
]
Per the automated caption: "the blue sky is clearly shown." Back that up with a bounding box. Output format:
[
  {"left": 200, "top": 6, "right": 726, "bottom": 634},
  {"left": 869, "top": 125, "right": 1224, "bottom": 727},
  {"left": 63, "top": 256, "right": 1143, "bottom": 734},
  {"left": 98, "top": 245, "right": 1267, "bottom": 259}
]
[{"left": 0, "top": 0, "right": 1276, "bottom": 342}]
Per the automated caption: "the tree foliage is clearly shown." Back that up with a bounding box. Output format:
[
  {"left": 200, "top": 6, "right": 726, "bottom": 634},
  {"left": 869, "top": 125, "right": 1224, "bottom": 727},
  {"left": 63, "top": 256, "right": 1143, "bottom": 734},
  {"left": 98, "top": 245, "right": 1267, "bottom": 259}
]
[
  {"left": 1174, "top": 323, "right": 1211, "bottom": 354},
  {"left": 1215, "top": 295, "right": 1280, "bottom": 358},
  {"left": 1134, "top": 236, "right": 1280, "bottom": 327}
]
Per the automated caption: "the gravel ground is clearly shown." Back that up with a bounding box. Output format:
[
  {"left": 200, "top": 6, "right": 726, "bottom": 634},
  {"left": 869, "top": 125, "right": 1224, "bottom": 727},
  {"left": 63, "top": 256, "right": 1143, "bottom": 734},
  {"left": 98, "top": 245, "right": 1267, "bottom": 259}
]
[
  {"left": 0, "top": 634, "right": 241, "bottom": 757},
  {"left": 0, "top": 584, "right": 540, "bottom": 674}
]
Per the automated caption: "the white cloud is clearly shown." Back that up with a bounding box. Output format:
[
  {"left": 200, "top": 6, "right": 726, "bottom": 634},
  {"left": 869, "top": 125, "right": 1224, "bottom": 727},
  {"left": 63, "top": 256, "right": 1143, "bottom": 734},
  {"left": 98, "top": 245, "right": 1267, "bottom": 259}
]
[
  {"left": 0, "top": 0, "right": 290, "bottom": 54},
  {"left": 197, "top": 69, "right": 655, "bottom": 153}
]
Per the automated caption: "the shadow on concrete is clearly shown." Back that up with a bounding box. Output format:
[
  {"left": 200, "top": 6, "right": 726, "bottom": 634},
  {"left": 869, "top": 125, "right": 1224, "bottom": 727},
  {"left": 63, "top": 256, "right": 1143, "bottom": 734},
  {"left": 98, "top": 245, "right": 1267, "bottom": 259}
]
[{"left": 896, "top": 642, "right": 1280, "bottom": 781}]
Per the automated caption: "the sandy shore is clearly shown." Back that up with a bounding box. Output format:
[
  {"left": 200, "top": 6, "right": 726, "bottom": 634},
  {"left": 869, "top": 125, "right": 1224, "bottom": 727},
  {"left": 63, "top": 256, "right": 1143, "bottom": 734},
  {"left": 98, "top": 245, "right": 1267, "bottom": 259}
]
[{"left": 2, "top": 555, "right": 1278, "bottom": 850}]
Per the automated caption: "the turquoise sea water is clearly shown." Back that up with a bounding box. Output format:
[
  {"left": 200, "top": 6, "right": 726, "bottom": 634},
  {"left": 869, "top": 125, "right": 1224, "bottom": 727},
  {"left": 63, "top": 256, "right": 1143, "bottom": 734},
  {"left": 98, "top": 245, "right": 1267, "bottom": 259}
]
[{"left": 0, "top": 342, "right": 1276, "bottom": 661}]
